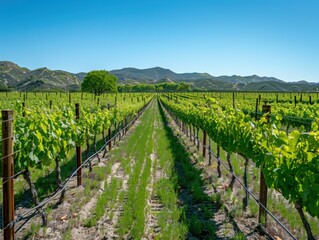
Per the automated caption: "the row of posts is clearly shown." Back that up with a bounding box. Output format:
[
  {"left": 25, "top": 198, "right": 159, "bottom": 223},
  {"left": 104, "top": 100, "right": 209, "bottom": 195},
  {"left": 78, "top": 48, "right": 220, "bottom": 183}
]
[
  {"left": 1, "top": 102, "right": 116, "bottom": 240},
  {"left": 174, "top": 104, "right": 270, "bottom": 229}
]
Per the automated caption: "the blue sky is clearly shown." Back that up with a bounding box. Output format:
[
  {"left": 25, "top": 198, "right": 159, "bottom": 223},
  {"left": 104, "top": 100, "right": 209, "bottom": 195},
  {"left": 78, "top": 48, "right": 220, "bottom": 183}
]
[{"left": 1, "top": 0, "right": 319, "bottom": 82}]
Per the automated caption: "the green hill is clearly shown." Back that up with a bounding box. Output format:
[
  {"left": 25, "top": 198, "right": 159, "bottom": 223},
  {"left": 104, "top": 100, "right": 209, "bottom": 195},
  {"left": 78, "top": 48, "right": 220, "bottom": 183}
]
[{"left": 1, "top": 61, "right": 318, "bottom": 92}]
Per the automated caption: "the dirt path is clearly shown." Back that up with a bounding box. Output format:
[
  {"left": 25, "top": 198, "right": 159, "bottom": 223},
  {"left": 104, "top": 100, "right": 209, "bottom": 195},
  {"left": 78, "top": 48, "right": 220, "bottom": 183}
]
[
  {"left": 16, "top": 99, "right": 247, "bottom": 239},
  {"left": 160, "top": 100, "right": 271, "bottom": 240}
]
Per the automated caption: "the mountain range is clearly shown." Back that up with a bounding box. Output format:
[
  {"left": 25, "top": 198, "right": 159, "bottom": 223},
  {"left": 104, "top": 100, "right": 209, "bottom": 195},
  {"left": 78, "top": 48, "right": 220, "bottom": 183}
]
[{"left": 1, "top": 61, "right": 318, "bottom": 92}]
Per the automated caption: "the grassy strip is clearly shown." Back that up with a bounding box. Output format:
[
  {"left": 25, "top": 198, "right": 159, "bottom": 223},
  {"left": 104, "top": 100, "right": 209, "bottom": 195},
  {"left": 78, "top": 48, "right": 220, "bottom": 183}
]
[
  {"left": 159, "top": 101, "right": 220, "bottom": 239},
  {"left": 84, "top": 177, "right": 121, "bottom": 227},
  {"left": 117, "top": 102, "right": 155, "bottom": 238},
  {"left": 183, "top": 120, "right": 319, "bottom": 239},
  {"left": 116, "top": 100, "right": 189, "bottom": 239}
]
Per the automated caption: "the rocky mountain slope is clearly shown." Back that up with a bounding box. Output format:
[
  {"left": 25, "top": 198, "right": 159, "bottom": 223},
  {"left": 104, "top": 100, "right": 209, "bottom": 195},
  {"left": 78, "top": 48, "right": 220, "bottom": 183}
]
[
  {"left": 0, "top": 61, "right": 80, "bottom": 91},
  {"left": 1, "top": 61, "right": 318, "bottom": 91}
]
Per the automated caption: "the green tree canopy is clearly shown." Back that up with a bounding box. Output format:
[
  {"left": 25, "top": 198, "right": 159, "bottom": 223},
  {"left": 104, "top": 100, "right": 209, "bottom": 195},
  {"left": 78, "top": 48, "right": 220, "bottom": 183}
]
[{"left": 82, "top": 70, "right": 117, "bottom": 95}]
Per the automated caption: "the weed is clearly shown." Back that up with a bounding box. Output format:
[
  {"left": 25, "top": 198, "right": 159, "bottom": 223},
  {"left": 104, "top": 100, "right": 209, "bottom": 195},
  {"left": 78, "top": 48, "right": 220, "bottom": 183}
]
[
  {"left": 233, "top": 232, "right": 245, "bottom": 240},
  {"left": 189, "top": 215, "right": 203, "bottom": 236}
]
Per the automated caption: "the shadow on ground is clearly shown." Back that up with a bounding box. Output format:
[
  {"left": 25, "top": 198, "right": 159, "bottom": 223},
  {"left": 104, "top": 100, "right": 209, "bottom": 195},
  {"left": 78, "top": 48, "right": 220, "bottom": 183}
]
[{"left": 158, "top": 100, "right": 234, "bottom": 240}]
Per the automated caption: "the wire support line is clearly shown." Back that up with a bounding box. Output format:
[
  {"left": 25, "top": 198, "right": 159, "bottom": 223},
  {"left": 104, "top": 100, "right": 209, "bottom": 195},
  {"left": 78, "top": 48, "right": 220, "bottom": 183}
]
[
  {"left": 0, "top": 134, "right": 17, "bottom": 142},
  {"left": 1, "top": 169, "right": 26, "bottom": 185},
  {"left": 162, "top": 104, "right": 297, "bottom": 240},
  {"left": 1, "top": 149, "right": 22, "bottom": 161},
  {"left": 0, "top": 99, "right": 152, "bottom": 234},
  {"left": 0, "top": 118, "right": 14, "bottom": 123}
]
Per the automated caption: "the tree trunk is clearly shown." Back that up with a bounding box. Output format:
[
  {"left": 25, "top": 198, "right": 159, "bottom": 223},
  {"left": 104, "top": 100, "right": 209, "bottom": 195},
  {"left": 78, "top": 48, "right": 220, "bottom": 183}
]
[
  {"left": 23, "top": 168, "right": 47, "bottom": 225},
  {"left": 295, "top": 201, "right": 315, "bottom": 240},
  {"left": 227, "top": 153, "right": 235, "bottom": 190},
  {"left": 55, "top": 157, "right": 65, "bottom": 204},
  {"left": 102, "top": 129, "right": 106, "bottom": 143},
  {"left": 217, "top": 145, "right": 221, "bottom": 178},
  {"left": 196, "top": 128, "right": 200, "bottom": 150},
  {"left": 93, "top": 135, "right": 100, "bottom": 162},
  {"left": 86, "top": 140, "right": 92, "bottom": 171},
  {"left": 113, "top": 124, "right": 117, "bottom": 145},
  {"left": 243, "top": 157, "right": 249, "bottom": 210}
]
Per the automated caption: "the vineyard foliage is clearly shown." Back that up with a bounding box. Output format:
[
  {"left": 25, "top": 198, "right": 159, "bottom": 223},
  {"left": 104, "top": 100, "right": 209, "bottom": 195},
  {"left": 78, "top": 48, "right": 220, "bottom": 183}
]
[
  {"left": 0, "top": 92, "right": 154, "bottom": 173},
  {"left": 160, "top": 93, "right": 319, "bottom": 218}
]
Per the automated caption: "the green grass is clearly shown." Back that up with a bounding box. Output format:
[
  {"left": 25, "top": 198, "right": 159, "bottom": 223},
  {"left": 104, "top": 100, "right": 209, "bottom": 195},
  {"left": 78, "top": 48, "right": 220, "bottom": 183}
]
[
  {"left": 159, "top": 100, "right": 219, "bottom": 239},
  {"left": 167, "top": 102, "right": 319, "bottom": 239},
  {"left": 111, "top": 100, "right": 188, "bottom": 239}
]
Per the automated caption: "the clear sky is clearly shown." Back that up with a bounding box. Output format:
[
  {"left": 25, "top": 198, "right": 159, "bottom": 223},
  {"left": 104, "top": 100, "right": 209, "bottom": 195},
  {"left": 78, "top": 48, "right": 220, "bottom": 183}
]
[{"left": 1, "top": 0, "right": 319, "bottom": 82}]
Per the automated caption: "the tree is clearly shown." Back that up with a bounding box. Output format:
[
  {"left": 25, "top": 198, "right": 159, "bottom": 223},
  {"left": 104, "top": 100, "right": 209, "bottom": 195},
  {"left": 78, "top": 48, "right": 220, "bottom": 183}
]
[
  {"left": 81, "top": 70, "right": 117, "bottom": 95},
  {"left": 177, "top": 82, "right": 191, "bottom": 92}
]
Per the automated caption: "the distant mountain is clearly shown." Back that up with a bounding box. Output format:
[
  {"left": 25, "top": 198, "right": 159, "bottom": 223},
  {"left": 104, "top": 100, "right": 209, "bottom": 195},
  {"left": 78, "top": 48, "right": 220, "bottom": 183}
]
[
  {"left": 74, "top": 72, "right": 87, "bottom": 82},
  {"left": 110, "top": 67, "right": 213, "bottom": 83},
  {"left": 213, "top": 75, "right": 284, "bottom": 84},
  {"left": 0, "top": 61, "right": 80, "bottom": 91},
  {"left": 110, "top": 67, "right": 319, "bottom": 91},
  {"left": 110, "top": 67, "right": 286, "bottom": 86},
  {"left": 1, "top": 61, "right": 319, "bottom": 92},
  {"left": 0, "top": 61, "right": 30, "bottom": 89}
]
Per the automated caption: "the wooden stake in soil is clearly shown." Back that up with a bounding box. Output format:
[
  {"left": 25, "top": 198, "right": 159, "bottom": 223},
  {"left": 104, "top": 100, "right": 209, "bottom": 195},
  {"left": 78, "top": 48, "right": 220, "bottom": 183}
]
[
  {"left": 243, "top": 157, "right": 249, "bottom": 210},
  {"left": 22, "top": 102, "right": 26, "bottom": 117},
  {"left": 202, "top": 130, "right": 207, "bottom": 158},
  {"left": 217, "top": 145, "right": 221, "bottom": 178},
  {"left": 208, "top": 137, "right": 212, "bottom": 166},
  {"left": 2, "top": 110, "right": 15, "bottom": 240},
  {"left": 108, "top": 127, "right": 112, "bottom": 151},
  {"left": 255, "top": 98, "right": 258, "bottom": 119},
  {"left": 259, "top": 105, "right": 271, "bottom": 227},
  {"left": 75, "top": 103, "right": 82, "bottom": 186}
]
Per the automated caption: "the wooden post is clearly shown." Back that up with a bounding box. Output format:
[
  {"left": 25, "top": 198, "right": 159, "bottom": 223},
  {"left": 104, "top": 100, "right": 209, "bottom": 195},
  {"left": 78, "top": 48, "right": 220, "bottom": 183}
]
[
  {"left": 196, "top": 128, "right": 200, "bottom": 150},
  {"left": 202, "top": 130, "right": 207, "bottom": 158},
  {"left": 108, "top": 128, "right": 112, "bottom": 151},
  {"left": 125, "top": 117, "right": 128, "bottom": 134},
  {"left": 22, "top": 102, "right": 26, "bottom": 117},
  {"left": 255, "top": 98, "right": 258, "bottom": 120},
  {"left": 243, "top": 157, "right": 249, "bottom": 210},
  {"left": 69, "top": 93, "right": 71, "bottom": 104},
  {"left": 309, "top": 96, "right": 312, "bottom": 104},
  {"left": 208, "top": 137, "right": 212, "bottom": 166},
  {"left": 49, "top": 100, "right": 52, "bottom": 109},
  {"left": 2, "top": 110, "right": 15, "bottom": 240},
  {"left": 259, "top": 105, "right": 271, "bottom": 227},
  {"left": 294, "top": 96, "right": 297, "bottom": 107},
  {"left": 217, "top": 145, "right": 221, "bottom": 178},
  {"left": 232, "top": 92, "right": 235, "bottom": 108},
  {"left": 75, "top": 103, "right": 82, "bottom": 186},
  {"left": 258, "top": 94, "right": 261, "bottom": 104},
  {"left": 186, "top": 124, "right": 189, "bottom": 137}
]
